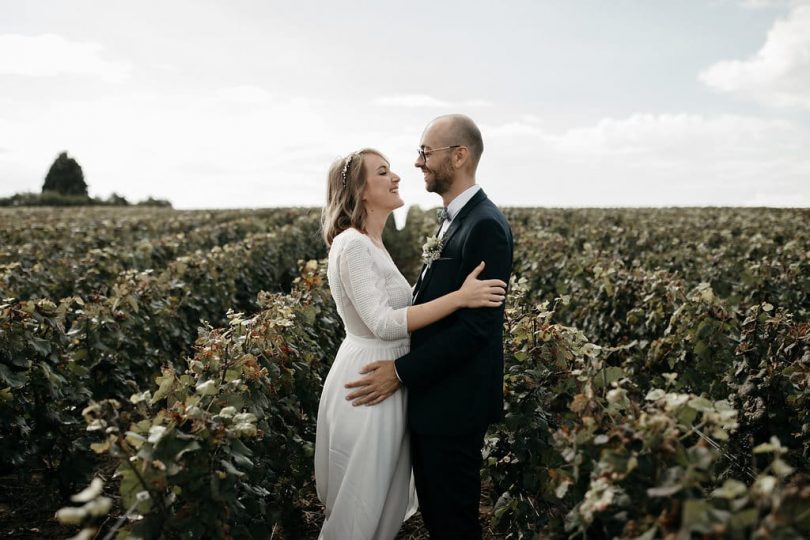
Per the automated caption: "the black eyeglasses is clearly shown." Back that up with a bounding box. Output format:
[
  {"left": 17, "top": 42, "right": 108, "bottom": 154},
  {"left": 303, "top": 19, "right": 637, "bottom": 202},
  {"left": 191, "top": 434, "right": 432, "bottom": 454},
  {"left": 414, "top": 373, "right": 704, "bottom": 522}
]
[{"left": 417, "top": 145, "right": 464, "bottom": 162}]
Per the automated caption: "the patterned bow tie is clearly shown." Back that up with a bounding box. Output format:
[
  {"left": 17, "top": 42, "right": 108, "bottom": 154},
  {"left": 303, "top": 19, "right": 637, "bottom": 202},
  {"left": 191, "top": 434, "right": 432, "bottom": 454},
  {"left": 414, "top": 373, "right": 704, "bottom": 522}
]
[{"left": 436, "top": 207, "right": 450, "bottom": 224}]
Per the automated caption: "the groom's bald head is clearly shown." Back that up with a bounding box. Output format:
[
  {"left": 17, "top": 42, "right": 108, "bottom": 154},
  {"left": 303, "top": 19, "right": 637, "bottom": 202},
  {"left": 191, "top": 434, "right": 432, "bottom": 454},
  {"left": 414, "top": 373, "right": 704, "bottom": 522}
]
[{"left": 427, "top": 114, "right": 484, "bottom": 172}]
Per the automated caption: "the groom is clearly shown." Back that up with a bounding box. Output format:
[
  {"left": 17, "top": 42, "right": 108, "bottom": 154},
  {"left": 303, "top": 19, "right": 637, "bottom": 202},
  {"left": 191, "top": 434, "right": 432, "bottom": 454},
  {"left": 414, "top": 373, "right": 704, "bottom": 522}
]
[{"left": 345, "top": 114, "right": 513, "bottom": 538}]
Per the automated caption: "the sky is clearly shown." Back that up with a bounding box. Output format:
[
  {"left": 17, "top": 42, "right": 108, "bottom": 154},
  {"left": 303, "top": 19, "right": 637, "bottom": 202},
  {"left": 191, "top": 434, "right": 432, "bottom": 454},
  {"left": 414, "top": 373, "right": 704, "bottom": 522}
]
[{"left": 1, "top": 0, "right": 809, "bottom": 221}]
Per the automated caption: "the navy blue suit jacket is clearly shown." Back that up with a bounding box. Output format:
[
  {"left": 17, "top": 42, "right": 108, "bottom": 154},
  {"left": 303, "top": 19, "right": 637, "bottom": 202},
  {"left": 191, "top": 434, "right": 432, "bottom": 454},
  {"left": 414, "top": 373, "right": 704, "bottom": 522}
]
[{"left": 395, "top": 189, "right": 513, "bottom": 435}]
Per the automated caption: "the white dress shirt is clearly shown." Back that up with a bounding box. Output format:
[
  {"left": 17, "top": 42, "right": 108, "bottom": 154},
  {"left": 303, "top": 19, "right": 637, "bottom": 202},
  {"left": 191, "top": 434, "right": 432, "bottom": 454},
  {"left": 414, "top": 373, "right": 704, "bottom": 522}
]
[{"left": 438, "top": 184, "right": 482, "bottom": 239}]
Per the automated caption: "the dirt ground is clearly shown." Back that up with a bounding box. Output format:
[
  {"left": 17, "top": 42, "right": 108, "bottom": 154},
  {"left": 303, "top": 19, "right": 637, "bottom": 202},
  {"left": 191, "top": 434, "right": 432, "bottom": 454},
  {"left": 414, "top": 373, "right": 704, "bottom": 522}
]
[{"left": 0, "top": 470, "right": 71, "bottom": 539}]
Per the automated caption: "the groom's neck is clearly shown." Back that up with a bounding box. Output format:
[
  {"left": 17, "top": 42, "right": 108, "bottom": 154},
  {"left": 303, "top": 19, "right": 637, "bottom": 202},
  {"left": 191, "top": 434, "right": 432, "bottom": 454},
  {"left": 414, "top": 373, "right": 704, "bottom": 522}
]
[{"left": 441, "top": 176, "right": 476, "bottom": 207}]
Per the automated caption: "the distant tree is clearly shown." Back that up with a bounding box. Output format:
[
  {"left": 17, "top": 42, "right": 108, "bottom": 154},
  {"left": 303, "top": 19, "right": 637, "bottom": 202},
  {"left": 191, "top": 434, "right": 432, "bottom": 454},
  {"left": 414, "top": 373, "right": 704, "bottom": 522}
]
[
  {"left": 42, "top": 152, "right": 88, "bottom": 196},
  {"left": 136, "top": 196, "right": 173, "bottom": 208},
  {"left": 106, "top": 193, "right": 130, "bottom": 206}
]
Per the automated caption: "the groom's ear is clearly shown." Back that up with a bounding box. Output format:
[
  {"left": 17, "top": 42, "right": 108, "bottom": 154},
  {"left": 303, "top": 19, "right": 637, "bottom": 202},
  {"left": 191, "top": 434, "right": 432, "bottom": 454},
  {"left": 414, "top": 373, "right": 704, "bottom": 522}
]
[{"left": 453, "top": 146, "right": 470, "bottom": 170}]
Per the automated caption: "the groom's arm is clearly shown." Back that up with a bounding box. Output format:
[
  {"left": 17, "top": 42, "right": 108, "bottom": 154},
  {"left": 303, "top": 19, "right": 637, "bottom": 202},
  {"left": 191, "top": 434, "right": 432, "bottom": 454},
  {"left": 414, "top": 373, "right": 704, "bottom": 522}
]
[
  {"left": 344, "top": 216, "right": 512, "bottom": 406},
  {"left": 394, "top": 217, "right": 512, "bottom": 390}
]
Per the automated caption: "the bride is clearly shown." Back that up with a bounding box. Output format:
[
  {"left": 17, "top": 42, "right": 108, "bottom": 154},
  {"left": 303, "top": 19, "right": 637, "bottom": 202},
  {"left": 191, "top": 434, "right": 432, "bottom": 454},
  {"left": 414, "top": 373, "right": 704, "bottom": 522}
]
[{"left": 315, "top": 148, "right": 506, "bottom": 539}]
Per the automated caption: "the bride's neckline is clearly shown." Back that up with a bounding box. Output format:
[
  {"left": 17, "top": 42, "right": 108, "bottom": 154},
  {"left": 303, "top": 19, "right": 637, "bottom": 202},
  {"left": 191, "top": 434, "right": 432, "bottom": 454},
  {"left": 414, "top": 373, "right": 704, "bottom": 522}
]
[{"left": 349, "top": 228, "right": 393, "bottom": 261}]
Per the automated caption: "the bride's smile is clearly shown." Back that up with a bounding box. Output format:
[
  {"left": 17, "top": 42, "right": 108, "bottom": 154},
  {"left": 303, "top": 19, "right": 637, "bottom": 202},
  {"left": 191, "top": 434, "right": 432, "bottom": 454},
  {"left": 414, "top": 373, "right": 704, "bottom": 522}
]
[{"left": 361, "top": 153, "right": 405, "bottom": 212}]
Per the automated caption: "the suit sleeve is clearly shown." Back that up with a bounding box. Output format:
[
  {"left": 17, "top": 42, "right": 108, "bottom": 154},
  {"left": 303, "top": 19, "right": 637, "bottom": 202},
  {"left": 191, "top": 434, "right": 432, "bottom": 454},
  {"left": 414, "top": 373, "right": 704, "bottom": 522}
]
[{"left": 394, "top": 217, "right": 512, "bottom": 389}]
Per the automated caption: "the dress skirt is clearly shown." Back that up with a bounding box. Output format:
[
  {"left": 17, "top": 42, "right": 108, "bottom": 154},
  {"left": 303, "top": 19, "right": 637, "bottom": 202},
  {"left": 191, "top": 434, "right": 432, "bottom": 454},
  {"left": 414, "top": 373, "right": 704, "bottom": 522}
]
[{"left": 315, "top": 333, "right": 418, "bottom": 540}]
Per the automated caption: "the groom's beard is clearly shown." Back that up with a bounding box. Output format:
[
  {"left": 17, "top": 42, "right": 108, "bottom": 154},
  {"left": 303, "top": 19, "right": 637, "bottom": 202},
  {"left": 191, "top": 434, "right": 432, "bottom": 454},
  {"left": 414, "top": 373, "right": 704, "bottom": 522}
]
[{"left": 424, "top": 159, "right": 454, "bottom": 195}]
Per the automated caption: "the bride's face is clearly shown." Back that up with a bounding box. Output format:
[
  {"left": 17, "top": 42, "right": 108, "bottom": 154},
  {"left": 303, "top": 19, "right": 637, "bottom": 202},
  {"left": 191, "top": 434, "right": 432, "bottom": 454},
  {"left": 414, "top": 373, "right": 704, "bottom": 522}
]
[{"left": 361, "top": 153, "right": 404, "bottom": 213}]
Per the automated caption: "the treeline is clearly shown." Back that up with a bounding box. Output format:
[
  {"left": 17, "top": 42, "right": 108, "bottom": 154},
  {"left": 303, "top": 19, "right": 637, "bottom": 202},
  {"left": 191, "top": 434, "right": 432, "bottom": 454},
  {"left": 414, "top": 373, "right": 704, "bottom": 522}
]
[
  {"left": 0, "top": 191, "right": 172, "bottom": 208},
  {"left": 1, "top": 151, "right": 171, "bottom": 207}
]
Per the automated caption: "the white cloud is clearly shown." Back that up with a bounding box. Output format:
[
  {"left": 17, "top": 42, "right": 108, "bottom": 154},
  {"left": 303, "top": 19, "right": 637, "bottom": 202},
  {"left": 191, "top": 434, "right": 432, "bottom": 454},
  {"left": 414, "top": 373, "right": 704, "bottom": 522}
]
[
  {"left": 699, "top": 4, "right": 810, "bottom": 108},
  {"left": 487, "top": 120, "right": 547, "bottom": 138},
  {"left": 373, "top": 94, "right": 449, "bottom": 107},
  {"left": 551, "top": 114, "right": 798, "bottom": 157},
  {"left": 741, "top": 0, "right": 784, "bottom": 8},
  {"left": 372, "top": 94, "right": 492, "bottom": 108},
  {"left": 739, "top": 0, "right": 807, "bottom": 10},
  {"left": 478, "top": 113, "right": 810, "bottom": 207},
  {"left": 0, "top": 33, "right": 132, "bottom": 83},
  {"left": 462, "top": 99, "right": 494, "bottom": 108},
  {"left": 215, "top": 85, "right": 274, "bottom": 104}
]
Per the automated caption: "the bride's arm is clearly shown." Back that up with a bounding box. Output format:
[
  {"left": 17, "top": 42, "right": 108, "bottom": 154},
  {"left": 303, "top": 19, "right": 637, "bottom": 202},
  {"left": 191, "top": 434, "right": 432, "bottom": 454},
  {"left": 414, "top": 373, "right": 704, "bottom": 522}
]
[
  {"left": 338, "top": 234, "right": 505, "bottom": 341},
  {"left": 405, "top": 261, "right": 505, "bottom": 332}
]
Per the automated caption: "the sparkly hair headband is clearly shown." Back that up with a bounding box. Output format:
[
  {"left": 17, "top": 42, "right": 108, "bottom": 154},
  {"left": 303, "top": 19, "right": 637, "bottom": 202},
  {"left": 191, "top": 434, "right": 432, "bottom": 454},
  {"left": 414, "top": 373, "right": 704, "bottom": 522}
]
[{"left": 340, "top": 153, "right": 357, "bottom": 187}]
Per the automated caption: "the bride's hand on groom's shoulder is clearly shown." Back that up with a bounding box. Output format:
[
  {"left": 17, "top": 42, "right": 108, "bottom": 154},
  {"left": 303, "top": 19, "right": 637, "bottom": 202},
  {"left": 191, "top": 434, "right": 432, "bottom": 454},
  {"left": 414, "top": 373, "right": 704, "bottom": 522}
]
[
  {"left": 459, "top": 261, "right": 507, "bottom": 309},
  {"left": 345, "top": 360, "right": 400, "bottom": 407}
]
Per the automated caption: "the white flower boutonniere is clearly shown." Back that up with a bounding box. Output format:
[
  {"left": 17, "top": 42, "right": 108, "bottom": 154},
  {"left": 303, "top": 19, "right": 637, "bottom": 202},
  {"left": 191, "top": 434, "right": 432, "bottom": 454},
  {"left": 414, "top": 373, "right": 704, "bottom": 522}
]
[{"left": 421, "top": 235, "right": 444, "bottom": 267}]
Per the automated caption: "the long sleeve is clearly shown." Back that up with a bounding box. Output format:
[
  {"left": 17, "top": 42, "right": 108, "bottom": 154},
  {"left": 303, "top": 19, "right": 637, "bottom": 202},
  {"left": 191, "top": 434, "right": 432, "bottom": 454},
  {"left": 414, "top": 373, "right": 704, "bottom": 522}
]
[{"left": 338, "top": 234, "right": 410, "bottom": 341}]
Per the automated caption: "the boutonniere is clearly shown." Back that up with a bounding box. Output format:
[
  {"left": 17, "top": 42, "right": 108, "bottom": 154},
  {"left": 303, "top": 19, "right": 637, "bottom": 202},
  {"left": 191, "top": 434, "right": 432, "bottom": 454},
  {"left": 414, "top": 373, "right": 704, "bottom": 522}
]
[{"left": 421, "top": 235, "right": 444, "bottom": 267}]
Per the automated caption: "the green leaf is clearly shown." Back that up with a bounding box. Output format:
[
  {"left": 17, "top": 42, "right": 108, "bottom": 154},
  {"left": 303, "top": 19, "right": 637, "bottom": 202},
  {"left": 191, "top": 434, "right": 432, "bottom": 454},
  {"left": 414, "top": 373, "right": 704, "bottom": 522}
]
[
  {"left": 555, "top": 480, "right": 571, "bottom": 499},
  {"left": 90, "top": 439, "right": 111, "bottom": 454},
  {"left": 593, "top": 366, "right": 624, "bottom": 389},
  {"left": 771, "top": 458, "right": 795, "bottom": 477},
  {"left": 219, "top": 459, "right": 245, "bottom": 478},
  {"left": 677, "top": 405, "right": 698, "bottom": 426},
  {"left": 728, "top": 508, "right": 759, "bottom": 531},
  {"left": 681, "top": 499, "right": 711, "bottom": 533},
  {"left": 151, "top": 372, "right": 175, "bottom": 404},
  {"left": 711, "top": 479, "right": 747, "bottom": 499},
  {"left": 645, "top": 389, "right": 665, "bottom": 401},
  {"left": 753, "top": 436, "right": 786, "bottom": 455},
  {"left": 692, "top": 340, "right": 710, "bottom": 360},
  {"left": 0, "top": 364, "right": 27, "bottom": 388},
  {"left": 229, "top": 447, "right": 254, "bottom": 469},
  {"left": 39, "top": 362, "right": 66, "bottom": 387},
  {"left": 687, "top": 396, "right": 713, "bottom": 412},
  {"left": 29, "top": 337, "right": 52, "bottom": 356},
  {"left": 175, "top": 440, "right": 201, "bottom": 461},
  {"left": 118, "top": 467, "right": 152, "bottom": 515}
]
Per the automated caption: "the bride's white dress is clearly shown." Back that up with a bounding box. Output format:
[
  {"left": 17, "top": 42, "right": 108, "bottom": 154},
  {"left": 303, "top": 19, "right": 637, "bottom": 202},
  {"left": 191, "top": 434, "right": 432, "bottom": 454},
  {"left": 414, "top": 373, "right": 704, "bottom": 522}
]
[{"left": 315, "top": 228, "right": 418, "bottom": 540}]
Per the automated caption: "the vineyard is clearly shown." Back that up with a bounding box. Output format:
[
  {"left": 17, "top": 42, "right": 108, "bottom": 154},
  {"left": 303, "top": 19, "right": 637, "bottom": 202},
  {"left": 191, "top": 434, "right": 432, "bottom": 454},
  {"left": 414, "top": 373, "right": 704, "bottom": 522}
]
[{"left": 1, "top": 206, "right": 808, "bottom": 539}]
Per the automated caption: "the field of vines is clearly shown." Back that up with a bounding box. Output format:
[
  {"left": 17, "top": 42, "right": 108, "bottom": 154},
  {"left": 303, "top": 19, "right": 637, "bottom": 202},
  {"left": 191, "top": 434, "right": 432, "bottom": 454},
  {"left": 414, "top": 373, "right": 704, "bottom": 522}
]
[{"left": 1, "top": 205, "right": 808, "bottom": 539}]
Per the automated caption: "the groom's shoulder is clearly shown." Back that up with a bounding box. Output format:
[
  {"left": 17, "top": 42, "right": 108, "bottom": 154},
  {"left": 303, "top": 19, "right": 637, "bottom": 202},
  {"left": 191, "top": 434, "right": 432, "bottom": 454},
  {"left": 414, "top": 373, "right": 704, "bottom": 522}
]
[
  {"left": 472, "top": 196, "right": 509, "bottom": 225},
  {"left": 466, "top": 198, "right": 512, "bottom": 248}
]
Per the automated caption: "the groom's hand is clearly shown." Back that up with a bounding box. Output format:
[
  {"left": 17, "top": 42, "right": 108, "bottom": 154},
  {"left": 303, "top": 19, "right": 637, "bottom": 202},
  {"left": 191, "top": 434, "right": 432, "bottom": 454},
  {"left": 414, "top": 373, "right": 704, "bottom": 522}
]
[{"left": 345, "top": 360, "right": 400, "bottom": 406}]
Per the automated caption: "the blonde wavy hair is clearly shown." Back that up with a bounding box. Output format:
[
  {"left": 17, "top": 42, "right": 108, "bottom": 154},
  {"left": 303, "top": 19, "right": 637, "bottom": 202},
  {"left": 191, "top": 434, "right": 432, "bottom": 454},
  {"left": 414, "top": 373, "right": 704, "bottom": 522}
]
[{"left": 321, "top": 148, "right": 386, "bottom": 247}]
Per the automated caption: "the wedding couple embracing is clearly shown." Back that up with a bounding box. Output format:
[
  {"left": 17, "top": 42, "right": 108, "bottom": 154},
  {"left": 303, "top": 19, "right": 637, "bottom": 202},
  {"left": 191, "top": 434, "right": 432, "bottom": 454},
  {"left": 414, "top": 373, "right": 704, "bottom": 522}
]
[{"left": 315, "top": 114, "right": 514, "bottom": 539}]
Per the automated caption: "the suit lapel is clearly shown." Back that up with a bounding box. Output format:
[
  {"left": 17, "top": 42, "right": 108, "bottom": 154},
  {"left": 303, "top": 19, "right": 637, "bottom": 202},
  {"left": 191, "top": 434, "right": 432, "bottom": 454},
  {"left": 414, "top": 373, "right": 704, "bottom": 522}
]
[
  {"left": 412, "top": 265, "right": 426, "bottom": 301},
  {"left": 413, "top": 189, "right": 488, "bottom": 304},
  {"left": 439, "top": 188, "right": 487, "bottom": 249}
]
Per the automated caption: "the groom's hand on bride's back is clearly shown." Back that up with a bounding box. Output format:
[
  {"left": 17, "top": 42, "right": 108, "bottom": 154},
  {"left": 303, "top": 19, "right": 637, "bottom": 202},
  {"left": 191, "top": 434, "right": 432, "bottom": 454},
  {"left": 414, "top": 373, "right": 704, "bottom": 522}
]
[{"left": 345, "top": 360, "right": 400, "bottom": 406}]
